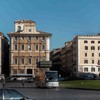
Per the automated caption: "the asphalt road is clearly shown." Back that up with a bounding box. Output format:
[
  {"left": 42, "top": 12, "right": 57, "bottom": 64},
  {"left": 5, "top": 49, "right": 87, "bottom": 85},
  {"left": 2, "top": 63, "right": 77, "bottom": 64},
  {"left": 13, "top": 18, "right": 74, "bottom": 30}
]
[
  {"left": 1, "top": 81, "right": 100, "bottom": 100},
  {"left": 15, "top": 88, "right": 100, "bottom": 100}
]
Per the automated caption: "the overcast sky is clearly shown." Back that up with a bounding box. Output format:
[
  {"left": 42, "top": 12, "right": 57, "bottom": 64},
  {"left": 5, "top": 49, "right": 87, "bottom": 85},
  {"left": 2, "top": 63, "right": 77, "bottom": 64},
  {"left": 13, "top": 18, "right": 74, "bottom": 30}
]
[{"left": 0, "top": 0, "right": 100, "bottom": 50}]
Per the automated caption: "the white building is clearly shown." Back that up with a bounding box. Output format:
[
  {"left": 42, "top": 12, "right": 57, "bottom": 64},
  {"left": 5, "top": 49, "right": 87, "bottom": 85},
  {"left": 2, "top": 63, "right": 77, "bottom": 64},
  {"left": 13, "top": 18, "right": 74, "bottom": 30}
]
[{"left": 72, "top": 35, "right": 100, "bottom": 76}]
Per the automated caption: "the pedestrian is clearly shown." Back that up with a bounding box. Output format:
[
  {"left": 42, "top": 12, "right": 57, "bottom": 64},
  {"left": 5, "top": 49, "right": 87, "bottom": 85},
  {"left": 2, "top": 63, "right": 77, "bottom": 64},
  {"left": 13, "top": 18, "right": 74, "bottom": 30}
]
[
  {"left": 3, "top": 80, "right": 5, "bottom": 87},
  {"left": 22, "top": 80, "right": 24, "bottom": 87}
]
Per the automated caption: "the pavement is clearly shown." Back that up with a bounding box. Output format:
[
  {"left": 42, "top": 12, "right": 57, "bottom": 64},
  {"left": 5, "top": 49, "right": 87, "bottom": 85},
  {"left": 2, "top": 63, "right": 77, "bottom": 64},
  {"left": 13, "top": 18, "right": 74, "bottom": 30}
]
[{"left": 0, "top": 81, "right": 36, "bottom": 88}]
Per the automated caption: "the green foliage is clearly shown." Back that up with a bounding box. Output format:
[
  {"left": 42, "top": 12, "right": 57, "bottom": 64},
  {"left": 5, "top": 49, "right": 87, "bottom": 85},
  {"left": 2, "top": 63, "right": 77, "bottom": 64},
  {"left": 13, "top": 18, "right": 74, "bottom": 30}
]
[{"left": 60, "top": 80, "right": 100, "bottom": 89}]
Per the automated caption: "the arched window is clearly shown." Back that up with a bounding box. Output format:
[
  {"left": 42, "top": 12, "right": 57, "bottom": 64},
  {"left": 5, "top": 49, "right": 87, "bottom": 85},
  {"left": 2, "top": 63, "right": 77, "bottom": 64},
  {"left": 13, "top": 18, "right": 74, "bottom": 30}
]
[
  {"left": 84, "top": 41, "right": 88, "bottom": 43},
  {"left": 42, "top": 57, "right": 46, "bottom": 61},
  {"left": 17, "top": 26, "right": 21, "bottom": 32},
  {"left": 91, "top": 41, "right": 95, "bottom": 43}
]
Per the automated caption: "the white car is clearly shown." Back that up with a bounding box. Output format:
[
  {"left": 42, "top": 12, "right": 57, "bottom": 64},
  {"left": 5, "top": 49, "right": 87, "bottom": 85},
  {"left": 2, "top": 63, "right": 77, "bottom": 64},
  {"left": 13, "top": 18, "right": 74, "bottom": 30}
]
[{"left": 16, "top": 77, "right": 27, "bottom": 81}]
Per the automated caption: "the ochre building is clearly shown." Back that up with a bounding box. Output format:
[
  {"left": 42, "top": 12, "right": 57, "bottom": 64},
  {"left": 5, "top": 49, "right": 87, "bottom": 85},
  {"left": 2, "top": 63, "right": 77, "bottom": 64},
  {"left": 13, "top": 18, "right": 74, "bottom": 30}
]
[{"left": 8, "top": 20, "right": 52, "bottom": 77}]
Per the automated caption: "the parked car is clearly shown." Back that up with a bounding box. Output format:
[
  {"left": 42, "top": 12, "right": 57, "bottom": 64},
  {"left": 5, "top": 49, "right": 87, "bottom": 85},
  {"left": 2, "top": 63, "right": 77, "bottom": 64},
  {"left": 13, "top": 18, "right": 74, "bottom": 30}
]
[
  {"left": 16, "top": 77, "right": 27, "bottom": 81},
  {"left": 96, "top": 76, "right": 100, "bottom": 80},
  {"left": 0, "top": 88, "right": 35, "bottom": 100},
  {"left": 59, "top": 77, "right": 65, "bottom": 81},
  {"left": 77, "top": 73, "right": 95, "bottom": 80},
  {"left": 27, "top": 77, "right": 33, "bottom": 83}
]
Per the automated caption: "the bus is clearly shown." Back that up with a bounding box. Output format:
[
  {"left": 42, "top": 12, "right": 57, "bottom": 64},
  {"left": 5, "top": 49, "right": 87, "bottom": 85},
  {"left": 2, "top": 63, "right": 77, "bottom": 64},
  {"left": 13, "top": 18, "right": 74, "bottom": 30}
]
[{"left": 35, "top": 70, "right": 59, "bottom": 88}]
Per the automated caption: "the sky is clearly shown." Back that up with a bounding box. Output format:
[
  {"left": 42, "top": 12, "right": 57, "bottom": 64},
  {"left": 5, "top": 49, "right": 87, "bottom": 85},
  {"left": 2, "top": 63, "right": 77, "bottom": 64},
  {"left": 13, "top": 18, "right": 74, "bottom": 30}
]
[{"left": 1, "top": 0, "right": 100, "bottom": 50}]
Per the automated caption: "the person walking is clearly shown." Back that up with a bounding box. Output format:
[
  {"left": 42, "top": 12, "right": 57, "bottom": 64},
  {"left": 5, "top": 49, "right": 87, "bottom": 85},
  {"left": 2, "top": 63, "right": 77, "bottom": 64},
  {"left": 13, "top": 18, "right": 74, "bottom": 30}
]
[
  {"left": 2, "top": 79, "right": 5, "bottom": 87},
  {"left": 22, "top": 80, "right": 24, "bottom": 87}
]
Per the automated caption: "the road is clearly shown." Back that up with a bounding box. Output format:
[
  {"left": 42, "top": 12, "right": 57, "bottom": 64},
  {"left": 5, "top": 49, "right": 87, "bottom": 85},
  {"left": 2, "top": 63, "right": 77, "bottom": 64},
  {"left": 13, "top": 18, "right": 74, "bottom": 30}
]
[
  {"left": 1, "top": 81, "right": 100, "bottom": 100},
  {"left": 15, "top": 88, "right": 100, "bottom": 100}
]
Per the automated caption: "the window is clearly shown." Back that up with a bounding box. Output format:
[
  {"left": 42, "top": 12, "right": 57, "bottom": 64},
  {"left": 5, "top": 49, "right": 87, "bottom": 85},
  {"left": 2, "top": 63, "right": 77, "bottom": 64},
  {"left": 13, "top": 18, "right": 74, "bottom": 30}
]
[
  {"left": 98, "top": 68, "right": 100, "bottom": 72},
  {"left": 35, "top": 57, "right": 39, "bottom": 64},
  {"left": 14, "top": 37, "right": 17, "bottom": 41},
  {"left": 85, "top": 46, "right": 88, "bottom": 50},
  {"left": 99, "top": 53, "right": 100, "bottom": 57},
  {"left": 21, "top": 44, "right": 24, "bottom": 50},
  {"left": 42, "top": 37, "right": 45, "bottom": 41},
  {"left": 92, "top": 60, "right": 94, "bottom": 64},
  {"left": 28, "top": 44, "right": 31, "bottom": 50},
  {"left": 13, "top": 69, "right": 17, "bottom": 74},
  {"left": 91, "top": 41, "right": 95, "bottom": 43},
  {"left": 74, "top": 53, "right": 76, "bottom": 57},
  {"left": 21, "top": 58, "right": 24, "bottom": 64},
  {"left": 28, "top": 37, "right": 31, "bottom": 41},
  {"left": 35, "top": 44, "right": 38, "bottom": 50},
  {"left": 35, "top": 36, "right": 38, "bottom": 40},
  {"left": 14, "top": 58, "right": 17, "bottom": 64},
  {"left": 27, "top": 69, "right": 32, "bottom": 74},
  {"left": 98, "top": 46, "right": 100, "bottom": 50},
  {"left": 29, "top": 29, "right": 32, "bottom": 32},
  {"left": 74, "top": 68, "right": 77, "bottom": 72},
  {"left": 42, "top": 57, "right": 46, "bottom": 61},
  {"left": 19, "top": 69, "right": 24, "bottom": 74},
  {"left": 91, "top": 68, "right": 95, "bottom": 72},
  {"left": 42, "top": 44, "right": 45, "bottom": 50},
  {"left": 84, "top": 60, "right": 88, "bottom": 64},
  {"left": 84, "top": 67, "right": 88, "bottom": 72},
  {"left": 84, "top": 41, "right": 88, "bottom": 43},
  {"left": 14, "top": 45, "right": 17, "bottom": 50},
  {"left": 98, "top": 41, "right": 100, "bottom": 44},
  {"left": 85, "top": 53, "right": 87, "bottom": 57},
  {"left": 91, "top": 46, "right": 95, "bottom": 50},
  {"left": 28, "top": 58, "right": 31, "bottom": 64},
  {"left": 98, "top": 60, "right": 100, "bottom": 65},
  {"left": 20, "top": 37, "right": 24, "bottom": 40},
  {"left": 17, "top": 26, "right": 21, "bottom": 32},
  {"left": 92, "top": 53, "right": 94, "bottom": 57}
]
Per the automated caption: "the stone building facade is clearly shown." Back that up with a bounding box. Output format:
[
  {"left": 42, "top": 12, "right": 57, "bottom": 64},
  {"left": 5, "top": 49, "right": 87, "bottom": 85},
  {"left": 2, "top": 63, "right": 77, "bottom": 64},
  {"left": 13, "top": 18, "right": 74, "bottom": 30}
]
[
  {"left": 72, "top": 35, "right": 100, "bottom": 76},
  {"left": 51, "top": 34, "right": 100, "bottom": 78},
  {"left": 8, "top": 20, "right": 51, "bottom": 77}
]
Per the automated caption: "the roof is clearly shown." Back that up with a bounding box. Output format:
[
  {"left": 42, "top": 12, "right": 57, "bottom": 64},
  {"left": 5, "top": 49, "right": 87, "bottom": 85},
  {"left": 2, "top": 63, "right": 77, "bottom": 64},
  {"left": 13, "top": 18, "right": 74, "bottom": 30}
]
[
  {"left": 37, "top": 30, "right": 52, "bottom": 36},
  {"left": 0, "top": 32, "right": 8, "bottom": 40},
  {"left": 8, "top": 31, "right": 52, "bottom": 37},
  {"left": 14, "top": 20, "right": 36, "bottom": 24}
]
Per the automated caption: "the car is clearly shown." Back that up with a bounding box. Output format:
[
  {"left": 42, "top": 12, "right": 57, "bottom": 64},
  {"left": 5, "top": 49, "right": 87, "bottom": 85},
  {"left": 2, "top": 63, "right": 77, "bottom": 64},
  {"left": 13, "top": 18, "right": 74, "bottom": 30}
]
[
  {"left": 96, "top": 76, "right": 100, "bottom": 80},
  {"left": 59, "top": 77, "right": 65, "bottom": 81},
  {"left": 27, "top": 77, "right": 33, "bottom": 83},
  {"left": 16, "top": 77, "right": 27, "bottom": 81},
  {"left": 0, "top": 88, "right": 35, "bottom": 100}
]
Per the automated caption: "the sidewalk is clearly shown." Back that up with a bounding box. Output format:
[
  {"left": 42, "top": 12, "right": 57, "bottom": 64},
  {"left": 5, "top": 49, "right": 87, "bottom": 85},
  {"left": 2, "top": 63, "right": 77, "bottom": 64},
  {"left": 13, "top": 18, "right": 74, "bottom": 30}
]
[{"left": 0, "top": 81, "right": 36, "bottom": 88}]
